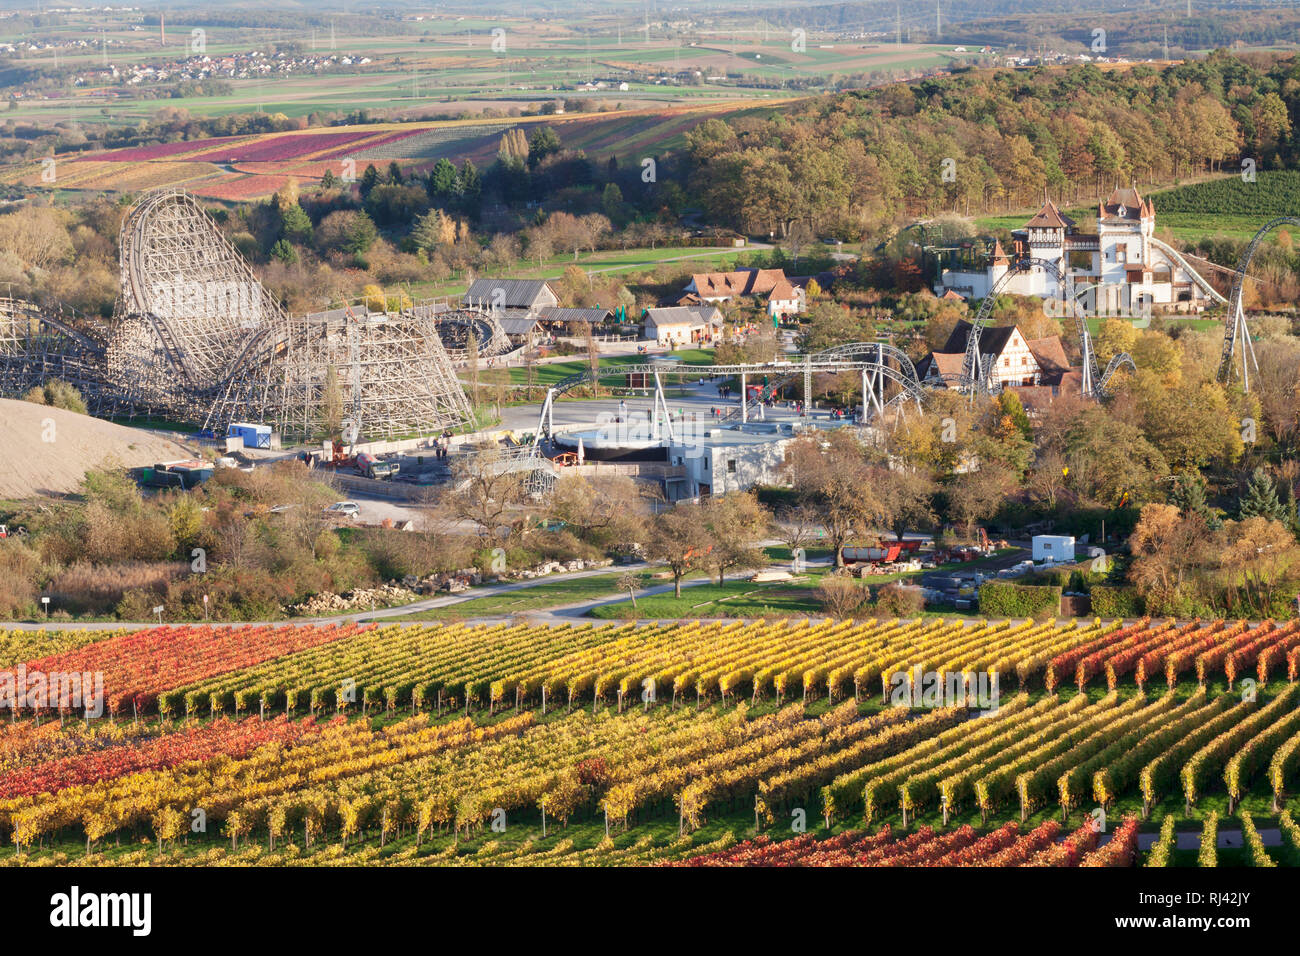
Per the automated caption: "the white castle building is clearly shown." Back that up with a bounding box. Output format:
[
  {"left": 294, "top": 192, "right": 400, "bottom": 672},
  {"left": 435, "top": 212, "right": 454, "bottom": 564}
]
[{"left": 935, "top": 186, "right": 1222, "bottom": 314}]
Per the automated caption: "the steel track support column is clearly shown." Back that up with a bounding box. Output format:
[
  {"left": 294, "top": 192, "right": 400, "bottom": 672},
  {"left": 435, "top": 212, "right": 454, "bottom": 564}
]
[{"left": 803, "top": 354, "right": 812, "bottom": 420}]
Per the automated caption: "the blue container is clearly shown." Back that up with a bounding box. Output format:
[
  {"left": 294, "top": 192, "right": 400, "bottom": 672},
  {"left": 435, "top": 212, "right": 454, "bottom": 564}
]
[{"left": 227, "top": 422, "right": 272, "bottom": 449}]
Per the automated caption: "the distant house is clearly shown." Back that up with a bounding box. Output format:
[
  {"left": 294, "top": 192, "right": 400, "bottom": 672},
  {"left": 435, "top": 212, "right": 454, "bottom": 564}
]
[
  {"left": 917, "top": 320, "right": 1074, "bottom": 391},
  {"left": 642, "top": 305, "right": 724, "bottom": 346},
  {"left": 766, "top": 278, "right": 805, "bottom": 319},
  {"left": 463, "top": 278, "right": 559, "bottom": 315},
  {"left": 685, "top": 268, "right": 787, "bottom": 302},
  {"left": 682, "top": 268, "right": 806, "bottom": 317}
]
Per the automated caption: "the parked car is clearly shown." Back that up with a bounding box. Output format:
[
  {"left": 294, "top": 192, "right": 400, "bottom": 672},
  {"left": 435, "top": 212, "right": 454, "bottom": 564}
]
[{"left": 323, "top": 501, "right": 361, "bottom": 520}]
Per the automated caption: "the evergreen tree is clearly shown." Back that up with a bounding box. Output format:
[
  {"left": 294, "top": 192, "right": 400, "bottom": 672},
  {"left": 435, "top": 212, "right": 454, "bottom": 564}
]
[
  {"left": 280, "top": 203, "right": 313, "bottom": 244},
  {"left": 458, "top": 159, "right": 482, "bottom": 211},
  {"left": 527, "top": 126, "right": 561, "bottom": 169},
  {"left": 411, "top": 209, "right": 455, "bottom": 253},
  {"left": 1171, "top": 470, "right": 1211, "bottom": 519},
  {"left": 1238, "top": 466, "right": 1288, "bottom": 521},
  {"left": 342, "top": 212, "right": 378, "bottom": 256},
  {"left": 387, "top": 161, "right": 403, "bottom": 185},
  {"left": 428, "top": 158, "right": 457, "bottom": 199},
  {"left": 1281, "top": 476, "right": 1300, "bottom": 533},
  {"left": 320, "top": 168, "right": 337, "bottom": 189},
  {"left": 270, "top": 238, "right": 297, "bottom": 264},
  {"left": 359, "top": 163, "right": 381, "bottom": 199}
]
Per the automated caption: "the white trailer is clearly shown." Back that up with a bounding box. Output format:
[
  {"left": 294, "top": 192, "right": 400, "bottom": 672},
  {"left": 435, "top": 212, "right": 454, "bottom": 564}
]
[{"left": 1032, "top": 535, "right": 1076, "bottom": 564}]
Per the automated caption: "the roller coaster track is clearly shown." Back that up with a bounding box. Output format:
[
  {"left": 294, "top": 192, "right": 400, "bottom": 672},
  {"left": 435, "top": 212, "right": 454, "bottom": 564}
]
[
  {"left": 965, "top": 256, "right": 1134, "bottom": 400},
  {"left": 0, "top": 298, "right": 104, "bottom": 356},
  {"left": 1218, "top": 216, "right": 1300, "bottom": 390},
  {"left": 716, "top": 341, "right": 926, "bottom": 422},
  {"left": 1148, "top": 237, "right": 1227, "bottom": 304}
]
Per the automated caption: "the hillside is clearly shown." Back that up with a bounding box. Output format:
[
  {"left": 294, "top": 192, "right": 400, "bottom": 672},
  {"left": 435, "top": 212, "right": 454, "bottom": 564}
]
[{"left": 0, "top": 400, "right": 195, "bottom": 499}]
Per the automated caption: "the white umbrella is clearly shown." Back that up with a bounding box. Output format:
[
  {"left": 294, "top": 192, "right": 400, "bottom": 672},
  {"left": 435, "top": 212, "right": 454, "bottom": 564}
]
[{"left": 577, "top": 436, "right": 585, "bottom": 465}]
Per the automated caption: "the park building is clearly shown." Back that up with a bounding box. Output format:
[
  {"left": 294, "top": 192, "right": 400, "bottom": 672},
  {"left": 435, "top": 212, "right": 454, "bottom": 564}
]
[
  {"left": 680, "top": 267, "right": 808, "bottom": 320},
  {"left": 917, "top": 320, "right": 1078, "bottom": 402},
  {"left": 934, "top": 186, "right": 1221, "bottom": 315}
]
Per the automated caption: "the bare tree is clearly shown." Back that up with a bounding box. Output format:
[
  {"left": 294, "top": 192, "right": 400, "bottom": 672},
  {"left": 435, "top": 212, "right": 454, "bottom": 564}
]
[
  {"left": 645, "top": 500, "right": 711, "bottom": 598},
  {"left": 781, "top": 431, "right": 881, "bottom": 567},
  {"left": 776, "top": 503, "right": 821, "bottom": 555},
  {"left": 702, "top": 492, "right": 769, "bottom": 585},
  {"left": 447, "top": 456, "right": 532, "bottom": 547},
  {"left": 617, "top": 572, "right": 641, "bottom": 613}
]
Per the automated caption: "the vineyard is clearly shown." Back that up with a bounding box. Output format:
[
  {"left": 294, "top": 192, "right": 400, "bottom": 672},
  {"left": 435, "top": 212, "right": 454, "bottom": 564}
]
[
  {"left": 1152, "top": 170, "right": 1300, "bottom": 217},
  {"left": 1, "top": 616, "right": 1300, "bottom": 867}
]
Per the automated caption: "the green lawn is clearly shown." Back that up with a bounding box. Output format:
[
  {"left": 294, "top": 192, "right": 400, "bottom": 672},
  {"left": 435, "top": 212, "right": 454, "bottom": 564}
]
[
  {"left": 381, "top": 570, "right": 654, "bottom": 621},
  {"left": 506, "top": 348, "right": 716, "bottom": 387},
  {"left": 590, "top": 577, "right": 825, "bottom": 620},
  {"left": 976, "top": 209, "right": 1267, "bottom": 246},
  {"left": 408, "top": 246, "right": 752, "bottom": 302}
]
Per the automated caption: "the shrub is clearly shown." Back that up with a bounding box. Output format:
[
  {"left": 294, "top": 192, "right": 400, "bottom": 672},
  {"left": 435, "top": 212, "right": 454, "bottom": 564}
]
[
  {"left": 1145, "top": 816, "right": 1177, "bottom": 867},
  {"left": 977, "top": 581, "right": 1060, "bottom": 617},
  {"left": 1091, "top": 585, "right": 1142, "bottom": 618},
  {"left": 816, "top": 572, "right": 870, "bottom": 617},
  {"left": 46, "top": 560, "right": 186, "bottom": 615},
  {"left": 0, "top": 539, "right": 40, "bottom": 618},
  {"left": 21, "top": 378, "right": 87, "bottom": 414},
  {"left": 872, "top": 581, "right": 924, "bottom": 617}
]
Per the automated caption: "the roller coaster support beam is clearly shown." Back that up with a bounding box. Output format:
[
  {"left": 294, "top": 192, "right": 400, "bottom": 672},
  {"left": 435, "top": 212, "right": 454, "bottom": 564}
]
[
  {"left": 534, "top": 388, "right": 557, "bottom": 446},
  {"left": 653, "top": 368, "right": 677, "bottom": 442},
  {"left": 803, "top": 355, "right": 812, "bottom": 420},
  {"left": 1232, "top": 298, "right": 1260, "bottom": 393}
]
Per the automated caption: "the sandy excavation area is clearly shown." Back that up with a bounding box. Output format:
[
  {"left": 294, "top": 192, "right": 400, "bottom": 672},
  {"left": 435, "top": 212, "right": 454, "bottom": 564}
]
[{"left": 0, "top": 399, "right": 196, "bottom": 499}]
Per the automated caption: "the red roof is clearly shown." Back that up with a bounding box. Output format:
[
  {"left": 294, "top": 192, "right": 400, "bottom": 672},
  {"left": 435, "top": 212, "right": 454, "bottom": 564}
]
[
  {"left": 1025, "top": 199, "right": 1074, "bottom": 230},
  {"left": 689, "top": 267, "right": 791, "bottom": 298},
  {"left": 1101, "top": 185, "right": 1152, "bottom": 221}
]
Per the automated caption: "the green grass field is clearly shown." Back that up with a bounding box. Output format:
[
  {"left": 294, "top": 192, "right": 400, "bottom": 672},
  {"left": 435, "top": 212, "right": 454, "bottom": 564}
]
[
  {"left": 504, "top": 348, "right": 716, "bottom": 387},
  {"left": 977, "top": 203, "right": 1271, "bottom": 247},
  {"left": 405, "top": 245, "right": 753, "bottom": 302},
  {"left": 383, "top": 570, "right": 654, "bottom": 621},
  {"left": 0, "top": 12, "right": 954, "bottom": 128}
]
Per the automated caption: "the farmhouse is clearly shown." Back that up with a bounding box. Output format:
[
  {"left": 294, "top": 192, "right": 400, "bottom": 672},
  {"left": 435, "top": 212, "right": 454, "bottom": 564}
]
[
  {"left": 642, "top": 305, "right": 724, "bottom": 346},
  {"left": 681, "top": 268, "right": 806, "bottom": 317}
]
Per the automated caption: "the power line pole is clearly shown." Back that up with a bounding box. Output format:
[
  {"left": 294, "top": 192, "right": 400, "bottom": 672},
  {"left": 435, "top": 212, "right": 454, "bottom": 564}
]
[
  {"left": 896, "top": 4, "right": 902, "bottom": 48},
  {"left": 936, "top": 0, "right": 941, "bottom": 41}
]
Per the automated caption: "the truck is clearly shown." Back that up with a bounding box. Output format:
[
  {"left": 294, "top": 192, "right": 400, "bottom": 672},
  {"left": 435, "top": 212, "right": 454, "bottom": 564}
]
[
  {"left": 356, "top": 452, "right": 399, "bottom": 481},
  {"left": 840, "top": 538, "right": 925, "bottom": 566}
]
